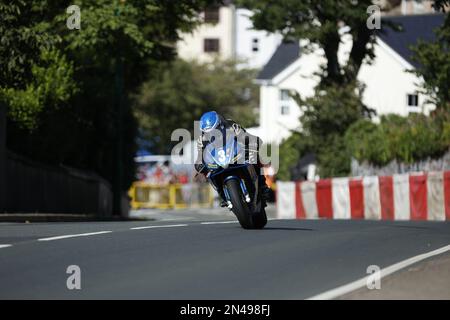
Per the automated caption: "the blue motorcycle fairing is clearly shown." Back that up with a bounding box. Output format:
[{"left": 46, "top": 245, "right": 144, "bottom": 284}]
[
  {"left": 203, "top": 134, "right": 258, "bottom": 209},
  {"left": 203, "top": 137, "right": 241, "bottom": 170}
]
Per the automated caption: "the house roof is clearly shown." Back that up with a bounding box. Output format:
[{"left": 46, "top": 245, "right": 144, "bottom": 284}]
[
  {"left": 257, "top": 41, "right": 300, "bottom": 80},
  {"left": 377, "top": 13, "right": 445, "bottom": 68},
  {"left": 257, "top": 14, "right": 445, "bottom": 80}
]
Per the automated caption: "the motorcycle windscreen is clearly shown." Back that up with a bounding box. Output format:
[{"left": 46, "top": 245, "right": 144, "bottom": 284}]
[{"left": 203, "top": 134, "right": 242, "bottom": 169}]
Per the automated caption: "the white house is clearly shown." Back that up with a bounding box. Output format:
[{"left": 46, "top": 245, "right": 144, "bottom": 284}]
[
  {"left": 177, "top": 4, "right": 236, "bottom": 63},
  {"left": 177, "top": 4, "right": 282, "bottom": 69},
  {"left": 252, "top": 13, "right": 444, "bottom": 144},
  {"left": 234, "top": 8, "right": 283, "bottom": 69}
]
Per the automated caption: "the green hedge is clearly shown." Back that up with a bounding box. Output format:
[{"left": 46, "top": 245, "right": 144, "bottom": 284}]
[{"left": 345, "top": 111, "right": 450, "bottom": 166}]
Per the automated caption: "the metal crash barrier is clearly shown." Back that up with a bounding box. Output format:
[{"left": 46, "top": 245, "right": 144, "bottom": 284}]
[{"left": 129, "top": 182, "right": 215, "bottom": 209}]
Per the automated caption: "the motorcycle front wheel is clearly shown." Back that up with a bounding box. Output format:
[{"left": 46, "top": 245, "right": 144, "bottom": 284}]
[
  {"left": 253, "top": 207, "right": 268, "bottom": 229},
  {"left": 224, "top": 179, "right": 267, "bottom": 229}
]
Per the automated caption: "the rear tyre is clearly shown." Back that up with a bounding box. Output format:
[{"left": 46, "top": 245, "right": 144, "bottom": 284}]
[{"left": 225, "top": 179, "right": 254, "bottom": 229}]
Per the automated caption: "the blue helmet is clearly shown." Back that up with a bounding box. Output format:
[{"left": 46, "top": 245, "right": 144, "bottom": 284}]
[{"left": 200, "top": 111, "right": 221, "bottom": 133}]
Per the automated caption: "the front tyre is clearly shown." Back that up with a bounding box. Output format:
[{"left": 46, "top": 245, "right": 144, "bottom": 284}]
[
  {"left": 225, "top": 179, "right": 254, "bottom": 229},
  {"left": 253, "top": 208, "right": 267, "bottom": 229}
]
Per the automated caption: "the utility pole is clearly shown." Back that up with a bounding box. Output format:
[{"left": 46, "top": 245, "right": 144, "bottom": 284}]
[
  {"left": 0, "top": 102, "right": 6, "bottom": 212},
  {"left": 113, "top": 0, "right": 125, "bottom": 216},
  {"left": 113, "top": 57, "right": 124, "bottom": 216}
]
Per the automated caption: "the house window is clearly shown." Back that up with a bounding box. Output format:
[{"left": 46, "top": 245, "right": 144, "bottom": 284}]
[
  {"left": 413, "top": 1, "right": 426, "bottom": 14},
  {"left": 407, "top": 93, "right": 420, "bottom": 113},
  {"left": 204, "top": 7, "right": 220, "bottom": 23},
  {"left": 280, "top": 89, "right": 290, "bottom": 101},
  {"left": 280, "top": 89, "right": 291, "bottom": 115},
  {"left": 204, "top": 38, "right": 220, "bottom": 53},
  {"left": 407, "top": 94, "right": 418, "bottom": 107},
  {"left": 252, "top": 38, "right": 259, "bottom": 52},
  {"left": 281, "top": 105, "right": 290, "bottom": 115}
]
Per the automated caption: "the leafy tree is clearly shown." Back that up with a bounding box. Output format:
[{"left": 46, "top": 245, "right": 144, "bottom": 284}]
[
  {"left": 4, "top": 0, "right": 216, "bottom": 194},
  {"left": 1, "top": 49, "right": 77, "bottom": 129},
  {"left": 277, "top": 131, "right": 312, "bottom": 181},
  {"left": 239, "top": 0, "right": 449, "bottom": 179},
  {"left": 279, "top": 83, "right": 368, "bottom": 179},
  {"left": 236, "top": 0, "right": 399, "bottom": 178},
  {"left": 411, "top": 2, "right": 449, "bottom": 111},
  {"left": 133, "top": 59, "right": 259, "bottom": 154},
  {"left": 345, "top": 118, "right": 391, "bottom": 166},
  {"left": 0, "top": 0, "right": 77, "bottom": 128},
  {"left": 432, "top": 0, "right": 450, "bottom": 11},
  {"left": 0, "top": 0, "right": 52, "bottom": 88},
  {"left": 299, "top": 83, "right": 369, "bottom": 177},
  {"left": 236, "top": 0, "right": 396, "bottom": 86}
]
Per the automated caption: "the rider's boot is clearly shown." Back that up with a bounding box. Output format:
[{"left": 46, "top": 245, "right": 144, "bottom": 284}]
[
  {"left": 258, "top": 174, "right": 271, "bottom": 204},
  {"left": 218, "top": 190, "right": 228, "bottom": 207}
]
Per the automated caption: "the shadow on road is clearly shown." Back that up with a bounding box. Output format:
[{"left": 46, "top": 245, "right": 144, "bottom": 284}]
[
  {"left": 392, "top": 225, "right": 432, "bottom": 230},
  {"left": 263, "top": 227, "right": 314, "bottom": 231}
]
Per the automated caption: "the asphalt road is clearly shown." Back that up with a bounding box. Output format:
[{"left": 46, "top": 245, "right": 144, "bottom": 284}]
[{"left": 1, "top": 211, "right": 450, "bottom": 299}]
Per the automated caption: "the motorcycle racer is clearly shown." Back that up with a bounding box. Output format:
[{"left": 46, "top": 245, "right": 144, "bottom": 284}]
[{"left": 194, "top": 111, "right": 271, "bottom": 207}]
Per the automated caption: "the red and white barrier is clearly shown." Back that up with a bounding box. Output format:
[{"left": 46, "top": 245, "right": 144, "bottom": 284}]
[{"left": 276, "top": 171, "right": 450, "bottom": 221}]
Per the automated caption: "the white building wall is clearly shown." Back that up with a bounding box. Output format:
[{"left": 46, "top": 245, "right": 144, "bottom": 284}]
[
  {"left": 258, "top": 44, "right": 323, "bottom": 144},
  {"left": 358, "top": 39, "right": 435, "bottom": 118},
  {"left": 235, "top": 9, "right": 282, "bottom": 69},
  {"left": 177, "top": 6, "right": 235, "bottom": 63},
  {"left": 259, "top": 85, "right": 281, "bottom": 143},
  {"left": 257, "top": 37, "right": 435, "bottom": 144}
]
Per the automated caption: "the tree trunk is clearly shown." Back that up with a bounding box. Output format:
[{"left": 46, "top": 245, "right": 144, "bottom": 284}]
[
  {"left": 321, "top": 30, "right": 343, "bottom": 86},
  {"left": 345, "top": 23, "right": 373, "bottom": 83}
]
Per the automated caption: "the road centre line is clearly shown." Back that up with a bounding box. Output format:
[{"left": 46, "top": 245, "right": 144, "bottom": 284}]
[
  {"left": 38, "top": 231, "right": 112, "bottom": 242},
  {"left": 200, "top": 221, "right": 238, "bottom": 225},
  {"left": 130, "top": 224, "right": 188, "bottom": 230},
  {"left": 0, "top": 244, "right": 12, "bottom": 249}
]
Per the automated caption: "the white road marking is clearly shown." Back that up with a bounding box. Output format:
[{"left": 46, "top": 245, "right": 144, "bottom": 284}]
[
  {"left": 307, "top": 244, "right": 450, "bottom": 300},
  {"left": 0, "top": 244, "right": 12, "bottom": 249},
  {"left": 201, "top": 221, "right": 238, "bottom": 225},
  {"left": 130, "top": 224, "right": 188, "bottom": 230},
  {"left": 38, "top": 231, "right": 112, "bottom": 242}
]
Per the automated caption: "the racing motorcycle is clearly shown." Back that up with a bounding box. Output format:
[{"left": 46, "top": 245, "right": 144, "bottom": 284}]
[{"left": 201, "top": 130, "right": 267, "bottom": 229}]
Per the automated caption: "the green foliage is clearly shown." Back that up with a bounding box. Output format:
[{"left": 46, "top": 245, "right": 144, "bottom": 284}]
[
  {"left": 344, "top": 118, "right": 391, "bottom": 166},
  {"left": 61, "top": 1, "right": 152, "bottom": 56},
  {"left": 299, "top": 84, "right": 368, "bottom": 139},
  {"left": 279, "top": 83, "right": 367, "bottom": 179},
  {"left": 133, "top": 59, "right": 259, "bottom": 154},
  {"left": 0, "top": 0, "right": 55, "bottom": 88},
  {"left": 243, "top": 0, "right": 448, "bottom": 179},
  {"left": 411, "top": 11, "right": 450, "bottom": 111},
  {"left": 0, "top": 0, "right": 76, "bottom": 128},
  {"left": 1, "top": 49, "right": 77, "bottom": 129},
  {"left": 236, "top": 0, "right": 394, "bottom": 85},
  {"left": 3, "top": 0, "right": 216, "bottom": 192},
  {"left": 236, "top": 0, "right": 401, "bottom": 179},
  {"left": 277, "top": 132, "right": 311, "bottom": 181},
  {"left": 299, "top": 83, "right": 367, "bottom": 177},
  {"left": 316, "top": 135, "right": 352, "bottom": 178},
  {"left": 345, "top": 112, "right": 450, "bottom": 166}
]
